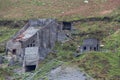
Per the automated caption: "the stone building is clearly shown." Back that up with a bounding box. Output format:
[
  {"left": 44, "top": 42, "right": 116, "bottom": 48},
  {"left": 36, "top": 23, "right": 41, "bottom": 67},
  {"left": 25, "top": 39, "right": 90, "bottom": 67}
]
[
  {"left": 6, "top": 19, "right": 72, "bottom": 72},
  {"left": 80, "top": 38, "right": 100, "bottom": 53}
]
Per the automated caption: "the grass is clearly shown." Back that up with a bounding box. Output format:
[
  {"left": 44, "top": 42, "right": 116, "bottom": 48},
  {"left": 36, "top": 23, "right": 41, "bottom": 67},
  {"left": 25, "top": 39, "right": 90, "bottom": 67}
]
[
  {"left": 12, "top": 59, "right": 63, "bottom": 80},
  {"left": 72, "top": 51, "right": 120, "bottom": 80},
  {"left": 0, "top": 26, "right": 20, "bottom": 52},
  {"left": 103, "top": 29, "right": 120, "bottom": 51},
  {"left": 72, "top": 21, "right": 120, "bottom": 46},
  {"left": 0, "top": 27, "right": 19, "bottom": 43},
  {"left": 0, "top": 0, "right": 120, "bottom": 21},
  {"left": 0, "top": 66, "right": 13, "bottom": 80}
]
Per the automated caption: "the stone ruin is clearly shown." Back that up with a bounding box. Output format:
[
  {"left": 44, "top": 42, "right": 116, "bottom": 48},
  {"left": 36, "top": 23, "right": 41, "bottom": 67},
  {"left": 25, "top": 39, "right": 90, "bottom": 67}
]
[
  {"left": 75, "top": 38, "right": 100, "bottom": 57},
  {"left": 6, "top": 19, "right": 72, "bottom": 72},
  {"left": 80, "top": 38, "right": 100, "bottom": 53}
]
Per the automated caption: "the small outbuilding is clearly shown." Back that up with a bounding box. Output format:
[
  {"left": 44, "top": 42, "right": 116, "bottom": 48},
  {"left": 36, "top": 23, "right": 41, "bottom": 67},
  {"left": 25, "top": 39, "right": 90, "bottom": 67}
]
[{"left": 80, "top": 38, "right": 100, "bottom": 53}]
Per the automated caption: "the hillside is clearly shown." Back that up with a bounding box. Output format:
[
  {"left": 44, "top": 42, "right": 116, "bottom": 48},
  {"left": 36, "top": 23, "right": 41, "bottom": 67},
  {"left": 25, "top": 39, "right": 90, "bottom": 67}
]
[
  {"left": 0, "top": 0, "right": 120, "bottom": 80},
  {"left": 0, "top": 0, "right": 120, "bottom": 20}
]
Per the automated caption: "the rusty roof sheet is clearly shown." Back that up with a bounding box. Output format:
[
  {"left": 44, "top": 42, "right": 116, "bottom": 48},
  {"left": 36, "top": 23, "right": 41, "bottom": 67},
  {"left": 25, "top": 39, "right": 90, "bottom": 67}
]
[{"left": 15, "top": 27, "right": 41, "bottom": 41}]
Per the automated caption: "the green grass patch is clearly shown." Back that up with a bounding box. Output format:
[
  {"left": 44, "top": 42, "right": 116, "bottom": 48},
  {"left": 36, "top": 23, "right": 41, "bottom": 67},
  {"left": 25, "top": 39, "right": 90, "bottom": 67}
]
[
  {"left": 0, "top": 67, "right": 13, "bottom": 80},
  {"left": 0, "top": 26, "right": 20, "bottom": 52},
  {"left": 72, "top": 52, "right": 120, "bottom": 79},
  {"left": 0, "top": 27, "right": 19, "bottom": 42},
  {"left": 103, "top": 29, "right": 120, "bottom": 51}
]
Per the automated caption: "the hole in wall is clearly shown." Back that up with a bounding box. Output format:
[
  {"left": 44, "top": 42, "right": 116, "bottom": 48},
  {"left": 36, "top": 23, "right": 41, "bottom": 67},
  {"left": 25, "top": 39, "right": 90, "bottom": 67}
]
[
  {"left": 25, "top": 65, "right": 36, "bottom": 72},
  {"left": 12, "top": 49, "right": 16, "bottom": 55},
  {"left": 84, "top": 46, "right": 86, "bottom": 50},
  {"left": 62, "top": 22, "right": 72, "bottom": 30}
]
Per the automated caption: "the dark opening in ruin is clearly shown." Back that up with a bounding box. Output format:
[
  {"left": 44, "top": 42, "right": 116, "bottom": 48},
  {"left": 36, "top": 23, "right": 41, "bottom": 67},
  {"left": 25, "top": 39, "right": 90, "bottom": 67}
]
[
  {"left": 33, "top": 44, "right": 35, "bottom": 47},
  {"left": 97, "top": 44, "right": 99, "bottom": 50},
  {"left": 90, "top": 47, "right": 92, "bottom": 51},
  {"left": 25, "top": 65, "right": 36, "bottom": 72},
  {"left": 94, "top": 47, "right": 96, "bottom": 51},
  {"left": 84, "top": 46, "right": 86, "bottom": 50},
  {"left": 27, "top": 45, "right": 29, "bottom": 47},
  {"left": 30, "top": 44, "right": 32, "bottom": 47},
  {"left": 12, "top": 49, "right": 16, "bottom": 55},
  {"left": 62, "top": 22, "right": 71, "bottom": 30}
]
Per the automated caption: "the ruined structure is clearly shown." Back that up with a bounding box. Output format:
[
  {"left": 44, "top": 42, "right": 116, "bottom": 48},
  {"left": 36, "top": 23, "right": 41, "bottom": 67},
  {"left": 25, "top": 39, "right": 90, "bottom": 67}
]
[
  {"left": 80, "top": 38, "right": 100, "bottom": 53},
  {"left": 6, "top": 19, "right": 72, "bottom": 72}
]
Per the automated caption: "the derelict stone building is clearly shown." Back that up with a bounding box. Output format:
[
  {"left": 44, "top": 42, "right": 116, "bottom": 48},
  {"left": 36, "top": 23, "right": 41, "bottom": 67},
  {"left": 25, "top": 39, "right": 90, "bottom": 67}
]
[
  {"left": 80, "top": 38, "right": 100, "bottom": 53},
  {"left": 6, "top": 19, "right": 72, "bottom": 71}
]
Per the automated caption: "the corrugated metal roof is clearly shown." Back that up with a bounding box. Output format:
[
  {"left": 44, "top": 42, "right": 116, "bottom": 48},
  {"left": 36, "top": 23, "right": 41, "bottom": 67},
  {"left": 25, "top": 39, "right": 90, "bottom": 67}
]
[
  {"left": 15, "top": 26, "right": 41, "bottom": 41},
  {"left": 22, "top": 27, "right": 39, "bottom": 39}
]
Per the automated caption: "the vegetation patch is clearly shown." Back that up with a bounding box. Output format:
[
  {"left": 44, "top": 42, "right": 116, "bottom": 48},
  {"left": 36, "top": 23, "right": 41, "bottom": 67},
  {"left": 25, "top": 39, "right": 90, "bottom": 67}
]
[
  {"left": 103, "top": 29, "right": 120, "bottom": 51},
  {"left": 0, "top": 26, "right": 20, "bottom": 52},
  {"left": 72, "top": 52, "right": 120, "bottom": 80}
]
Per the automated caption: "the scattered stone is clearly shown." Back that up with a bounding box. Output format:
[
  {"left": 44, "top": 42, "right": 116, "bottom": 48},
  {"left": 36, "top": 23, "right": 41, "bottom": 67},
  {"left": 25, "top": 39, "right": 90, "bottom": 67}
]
[{"left": 48, "top": 66, "right": 93, "bottom": 80}]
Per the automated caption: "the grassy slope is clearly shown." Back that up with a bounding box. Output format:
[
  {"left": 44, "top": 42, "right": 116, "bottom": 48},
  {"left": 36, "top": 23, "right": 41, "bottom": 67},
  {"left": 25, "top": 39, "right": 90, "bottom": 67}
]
[
  {"left": 51, "top": 28, "right": 120, "bottom": 79},
  {"left": 75, "top": 52, "right": 120, "bottom": 80},
  {"left": 0, "top": 0, "right": 120, "bottom": 80},
  {"left": 0, "top": 0, "right": 120, "bottom": 21},
  {"left": 0, "top": 27, "right": 19, "bottom": 43},
  {"left": 104, "top": 29, "right": 120, "bottom": 51},
  {"left": 42, "top": 21, "right": 120, "bottom": 80},
  {"left": 72, "top": 21, "right": 120, "bottom": 79},
  {"left": 0, "top": 27, "right": 19, "bottom": 52}
]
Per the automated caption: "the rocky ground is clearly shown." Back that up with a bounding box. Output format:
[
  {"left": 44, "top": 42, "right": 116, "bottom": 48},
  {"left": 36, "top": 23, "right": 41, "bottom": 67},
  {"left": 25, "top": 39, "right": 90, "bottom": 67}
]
[{"left": 48, "top": 65, "right": 93, "bottom": 80}]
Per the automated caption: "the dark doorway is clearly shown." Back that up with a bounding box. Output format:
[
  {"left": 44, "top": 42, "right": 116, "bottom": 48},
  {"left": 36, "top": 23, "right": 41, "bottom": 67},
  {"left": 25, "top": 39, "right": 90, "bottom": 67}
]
[
  {"left": 94, "top": 47, "right": 96, "bottom": 51},
  {"left": 83, "top": 46, "right": 86, "bottom": 50},
  {"left": 12, "top": 49, "right": 16, "bottom": 55},
  {"left": 97, "top": 44, "right": 99, "bottom": 50},
  {"left": 25, "top": 65, "right": 36, "bottom": 72},
  {"left": 62, "top": 22, "right": 72, "bottom": 30},
  {"left": 90, "top": 47, "right": 92, "bottom": 51}
]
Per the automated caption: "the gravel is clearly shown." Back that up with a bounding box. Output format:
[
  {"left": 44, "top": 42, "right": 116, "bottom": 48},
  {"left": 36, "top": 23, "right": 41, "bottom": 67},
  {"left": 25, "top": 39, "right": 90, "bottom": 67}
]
[{"left": 48, "top": 66, "right": 93, "bottom": 80}]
